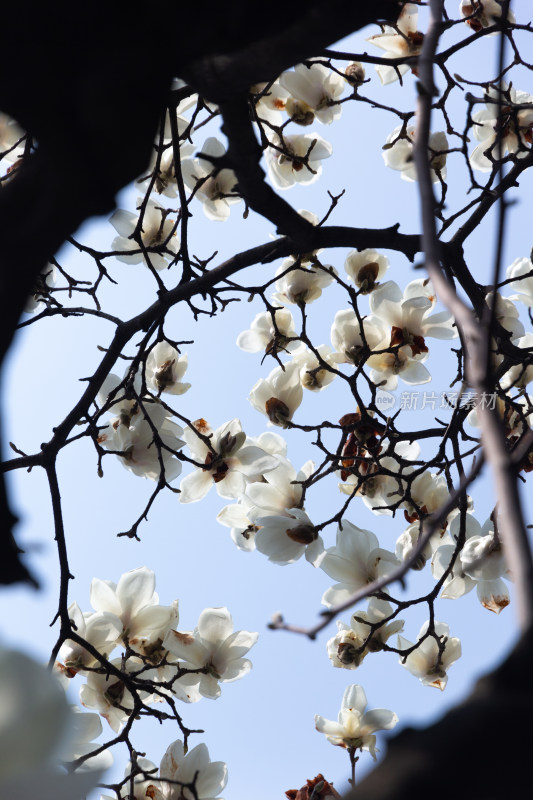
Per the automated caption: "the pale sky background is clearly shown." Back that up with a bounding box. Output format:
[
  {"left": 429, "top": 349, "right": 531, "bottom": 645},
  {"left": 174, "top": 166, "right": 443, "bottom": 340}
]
[{"left": 2, "top": 4, "right": 532, "bottom": 798}]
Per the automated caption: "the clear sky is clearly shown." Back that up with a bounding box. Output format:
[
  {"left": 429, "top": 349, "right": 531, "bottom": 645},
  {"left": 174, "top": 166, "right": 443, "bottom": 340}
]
[{"left": 2, "top": 3, "right": 532, "bottom": 798}]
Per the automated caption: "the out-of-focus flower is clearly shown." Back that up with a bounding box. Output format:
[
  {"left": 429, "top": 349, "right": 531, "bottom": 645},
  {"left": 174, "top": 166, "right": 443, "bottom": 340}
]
[
  {"left": 315, "top": 684, "right": 398, "bottom": 759},
  {"left": 255, "top": 507, "right": 324, "bottom": 566},
  {"left": 24, "top": 263, "right": 57, "bottom": 314},
  {"left": 344, "top": 249, "right": 389, "bottom": 293},
  {"left": 159, "top": 739, "right": 227, "bottom": 800},
  {"left": 266, "top": 132, "right": 332, "bottom": 189},
  {"left": 145, "top": 342, "right": 191, "bottom": 395},
  {"left": 181, "top": 137, "right": 241, "bottom": 220},
  {"left": 179, "top": 418, "right": 277, "bottom": 503},
  {"left": 0, "top": 646, "right": 104, "bottom": 799},
  {"left": 63, "top": 706, "right": 114, "bottom": 772},
  {"left": 485, "top": 291, "right": 525, "bottom": 340},
  {"left": 110, "top": 198, "right": 179, "bottom": 271},
  {"left": 249, "top": 361, "right": 303, "bottom": 427},
  {"left": 460, "top": 0, "right": 515, "bottom": 31},
  {"left": 383, "top": 126, "right": 448, "bottom": 182},
  {"left": 164, "top": 607, "right": 258, "bottom": 700},
  {"left": 319, "top": 521, "right": 399, "bottom": 607},
  {"left": 470, "top": 83, "right": 533, "bottom": 172},
  {"left": 0, "top": 111, "right": 25, "bottom": 161},
  {"left": 432, "top": 513, "right": 511, "bottom": 613},
  {"left": 280, "top": 62, "right": 345, "bottom": 125},
  {"left": 327, "top": 598, "right": 404, "bottom": 669},
  {"left": 367, "top": 3, "right": 424, "bottom": 85},
  {"left": 397, "top": 621, "right": 461, "bottom": 690}
]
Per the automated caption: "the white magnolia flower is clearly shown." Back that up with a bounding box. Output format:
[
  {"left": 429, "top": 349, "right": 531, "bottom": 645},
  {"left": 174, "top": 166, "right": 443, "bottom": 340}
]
[
  {"left": 80, "top": 656, "right": 148, "bottom": 732},
  {"left": 460, "top": 0, "right": 515, "bottom": 31},
  {"left": 145, "top": 342, "right": 191, "bottom": 395},
  {"left": 470, "top": 83, "right": 533, "bottom": 171},
  {"left": 395, "top": 522, "right": 444, "bottom": 571},
  {"left": 100, "top": 757, "right": 161, "bottom": 800},
  {"left": 272, "top": 260, "right": 336, "bottom": 306},
  {"left": 182, "top": 137, "right": 241, "bottom": 220},
  {"left": 367, "top": 3, "right": 424, "bottom": 85},
  {"left": 63, "top": 706, "right": 114, "bottom": 772},
  {"left": 251, "top": 80, "right": 289, "bottom": 125},
  {"left": 315, "top": 684, "right": 398, "bottom": 759},
  {"left": 110, "top": 197, "right": 179, "bottom": 270},
  {"left": 90, "top": 566, "right": 178, "bottom": 656},
  {"left": 179, "top": 418, "right": 277, "bottom": 503},
  {"left": 217, "top": 497, "right": 259, "bottom": 552},
  {"left": 254, "top": 507, "right": 324, "bottom": 566},
  {"left": 486, "top": 291, "right": 525, "bottom": 340},
  {"left": 320, "top": 521, "right": 400, "bottom": 607},
  {"left": 280, "top": 62, "right": 345, "bottom": 125},
  {"left": 344, "top": 249, "right": 390, "bottom": 293},
  {"left": 398, "top": 621, "right": 461, "bottom": 690},
  {"left": 58, "top": 603, "right": 122, "bottom": 672},
  {"left": 266, "top": 131, "right": 332, "bottom": 189},
  {"left": 245, "top": 456, "right": 313, "bottom": 517},
  {"left": 0, "top": 111, "right": 25, "bottom": 161},
  {"left": 330, "top": 309, "right": 386, "bottom": 365},
  {"left": 24, "top": 263, "right": 58, "bottom": 313},
  {"left": 327, "top": 598, "right": 404, "bottom": 669},
  {"left": 164, "top": 607, "right": 258, "bottom": 700},
  {"left": 136, "top": 112, "right": 194, "bottom": 199},
  {"left": 500, "top": 333, "right": 533, "bottom": 390},
  {"left": 0, "top": 647, "right": 103, "bottom": 800},
  {"left": 159, "top": 740, "right": 227, "bottom": 800},
  {"left": 249, "top": 361, "right": 303, "bottom": 427},
  {"left": 383, "top": 125, "right": 448, "bottom": 182},
  {"left": 236, "top": 308, "right": 301, "bottom": 355},
  {"left": 432, "top": 514, "right": 511, "bottom": 613},
  {"left": 505, "top": 256, "right": 533, "bottom": 307},
  {"left": 98, "top": 402, "right": 184, "bottom": 482},
  {"left": 292, "top": 344, "right": 338, "bottom": 391}
]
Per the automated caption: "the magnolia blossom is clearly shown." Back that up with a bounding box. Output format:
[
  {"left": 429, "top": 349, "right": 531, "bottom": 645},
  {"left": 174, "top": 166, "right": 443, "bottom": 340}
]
[
  {"left": 383, "top": 126, "right": 448, "bottom": 182},
  {"left": 254, "top": 507, "right": 325, "bottom": 566},
  {"left": 145, "top": 342, "right": 191, "bottom": 395},
  {"left": 505, "top": 256, "right": 533, "bottom": 306},
  {"left": 292, "top": 344, "right": 338, "bottom": 391},
  {"left": 398, "top": 621, "right": 461, "bottom": 690},
  {"left": 500, "top": 333, "right": 533, "bottom": 390},
  {"left": 80, "top": 656, "right": 147, "bottom": 732},
  {"left": 58, "top": 602, "right": 122, "bottom": 672},
  {"left": 486, "top": 290, "right": 525, "bottom": 340},
  {"left": 266, "top": 131, "right": 332, "bottom": 190},
  {"left": 0, "top": 111, "right": 25, "bottom": 161},
  {"left": 217, "top": 497, "right": 259, "bottom": 552},
  {"left": 367, "top": 3, "right": 424, "bottom": 85},
  {"left": 110, "top": 198, "right": 179, "bottom": 270},
  {"left": 327, "top": 598, "right": 404, "bottom": 669},
  {"left": 330, "top": 309, "right": 386, "bottom": 365},
  {"left": 251, "top": 80, "right": 289, "bottom": 125},
  {"left": 98, "top": 402, "right": 184, "bottom": 482},
  {"left": 236, "top": 308, "right": 301, "bottom": 355},
  {"left": 460, "top": 0, "right": 515, "bottom": 31},
  {"left": 315, "top": 684, "right": 398, "bottom": 759},
  {"left": 100, "top": 757, "right": 161, "bottom": 800},
  {"left": 367, "top": 279, "right": 456, "bottom": 389},
  {"left": 179, "top": 418, "right": 277, "bottom": 503},
  {"left": 63, "top": 706, "right": 114, "bottom": 772},
  {"left": 280, "top": 62, "right": 345, "bottom": 125},
  {"left": 249, "top": 361, "right": 303, "bottom": 427},
  {"left": 163, "top": 607, "right": 258, "bottom": 700},
  {"left": 182, "top": 137, "right": 241, "bottom": 220},
  {"left": 136, "top": 112, "right": 194, "bottom": 199},
  {"left": 159, "top": 740, "right": 227, "bottom": 800},
  {"left": 272, "top": 260, "right": 336, "bottom": 306},
  {"left": 90, "top": 566, "right": 179, "bottom": 655},
  {"left": 470, "top": 83, "right": 533, "bottom": 171},
  {"left": 432, "top": 514, "right": 511, "bottom": 613},
  {"left": 0, "top": 646, "right": 104, "bottom": 800},
  {"left": 320, "top": 521, "right": 399, "bottom": 607},
  {"left": 24, "top": 262, "right": 57, "bottom": 313},
  {"left": 344, "top": 249, "right": 390, "bottom": 293}
]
